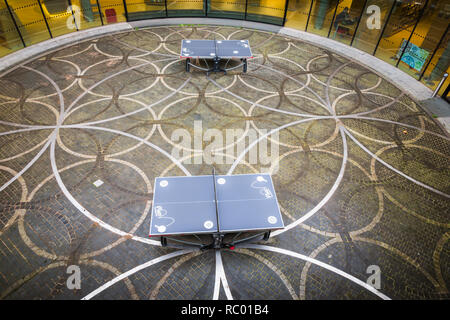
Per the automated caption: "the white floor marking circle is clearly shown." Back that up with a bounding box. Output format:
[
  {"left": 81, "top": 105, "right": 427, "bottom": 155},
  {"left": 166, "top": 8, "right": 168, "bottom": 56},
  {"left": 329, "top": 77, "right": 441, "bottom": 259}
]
[
  {"left": 242, "top": 244, "right": 391, "bottom": 300},
  {"left": 160, "top": 180, "right": 168, "bottom": 187},
  {"left": 268, "top": 216, "right": 277, "bottom": 224},
  {"left": 204, "top": 220, "right": 214, "bottom": 229}
]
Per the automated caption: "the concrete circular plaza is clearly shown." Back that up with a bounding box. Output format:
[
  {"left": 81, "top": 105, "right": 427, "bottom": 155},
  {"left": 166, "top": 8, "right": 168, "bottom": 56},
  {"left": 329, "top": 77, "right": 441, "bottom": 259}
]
[{"left": 0, "top": 24, "right": 449, "bottom": 300}]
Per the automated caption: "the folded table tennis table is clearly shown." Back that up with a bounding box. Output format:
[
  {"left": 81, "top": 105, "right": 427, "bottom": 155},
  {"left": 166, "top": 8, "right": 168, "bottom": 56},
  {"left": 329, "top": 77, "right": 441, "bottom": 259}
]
[
  {"left": 149, "top": 171, "right": 284, "bottom": 249},
  {"left": 180, "top": 39, "right": 253, "bottom": 74}
]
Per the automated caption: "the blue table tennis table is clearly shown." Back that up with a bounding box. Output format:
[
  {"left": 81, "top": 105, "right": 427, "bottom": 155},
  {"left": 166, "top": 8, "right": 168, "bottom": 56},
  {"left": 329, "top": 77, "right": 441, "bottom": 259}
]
[
  {"left": 149, "top": 170, "right": 284, "bottom": 249},
  {"left": 180, "top": 39, "right": 253, "bottom": 75}
]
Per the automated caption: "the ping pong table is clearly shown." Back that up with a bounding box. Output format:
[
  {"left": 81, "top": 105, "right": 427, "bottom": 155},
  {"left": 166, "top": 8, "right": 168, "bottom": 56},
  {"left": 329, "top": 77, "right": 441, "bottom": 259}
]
[
  {"left": 180, "top": 39, "right": 253, "bottom": 75},
  {"left": 149, "top": 170, "right": 284, "bottom": 249}
]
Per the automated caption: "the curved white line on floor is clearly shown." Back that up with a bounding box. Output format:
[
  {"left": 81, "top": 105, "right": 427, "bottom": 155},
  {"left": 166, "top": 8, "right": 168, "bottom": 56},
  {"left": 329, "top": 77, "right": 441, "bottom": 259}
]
[
  {"left": 61, "top": 125, "right": 190, "bottom": 176},
  {"left": 325, "top": 61, "right": 352, "bottom": 114},
  {"left": 308, "top": 56, "right": 383, "bottom": 93},
  {"left": 0, "top": 165, "right": 27, "bottom": 237},
  {"left": 241, "top": 244, "right": 391, "bottom": 300},
  {"left": 213, "top": 251, "right": 222, "bottom": 300},
  {"left": 237, "top": 248, "right": 299, "bottom": 299},
  {"left": 27, "top": 59, "right": 80, "bottom": 101},
  {"left": 207, "top": 76, "right": 323, "bottom": 118},
  {"left": 82, "top": 249, "right": 193, "bottom": 300},
  {"left": 0, "top": 131, "right": 54, "bottom": 163},
  {"left": 6, "top": 59, "right": 189, "bottom": 248},
  {"left": 77, "top": 57, "right": 161, "bottom": 99},
  {"left": 240, "top": 55, "right": 311, "bottom": 95},
  {"left": 62, "top": 57, "right": 176, "bottom": 117},
  {"left": 339, "top": 115, "right": 449, "bottom": 141},
  {"left": 251, "top": 61, "right": 329, "bottom": 110},
  {"left": 48, "top": 137, "right": 161, "bottom": 246},
  {"left": 76, "top": 77, "right": 191, "bottom": 127},
  {"left": 63, "top": 97, "right": 112, "bottom": 119},
  {"left": 113, "top": 36, "right": 178, "bottom": 58},
  {"left": 0, "top": 64, "right": 65, "bottom": 192},
  {"left": 271, "top": 126, "right": 348, "bottom": 236},
  {"left": 0, "top": 133, "right": 53, "bottom": 192},
  {"left": 214, "top": 250, "right": 233, "bottom": 300},
  {"left": 340, "top": 92, "right": 404, "bottom": 117},
  {"left": 54, "top": 43, "right": 96, "bottom": 59},
  {"left": 21, "top": 66, "right": 65, "bottom": 115},
  {"left": 227, "top": 116, "right": 335, "bottom": 175},
  {"left": 0, "top": 120, "right": 57, "bottom": 129},
  {"left": 343, "top": 128, "right": 449, "bottom": 198}
]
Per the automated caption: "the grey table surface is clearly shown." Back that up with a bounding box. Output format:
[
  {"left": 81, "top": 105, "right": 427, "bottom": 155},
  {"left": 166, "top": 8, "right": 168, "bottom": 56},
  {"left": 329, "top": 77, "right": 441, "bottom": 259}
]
[
  {"left": 180, "top": 39, "right": 253, "bottom": 59},
  {"left": 149, "top": 173, "right": 284, "bottom": 236}
]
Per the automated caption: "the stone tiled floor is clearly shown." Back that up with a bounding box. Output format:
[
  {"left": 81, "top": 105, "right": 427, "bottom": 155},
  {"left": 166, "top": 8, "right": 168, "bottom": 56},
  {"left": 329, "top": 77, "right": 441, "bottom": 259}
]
[{"left": 0, "top": 25, "right": 449, "bottom": 300}]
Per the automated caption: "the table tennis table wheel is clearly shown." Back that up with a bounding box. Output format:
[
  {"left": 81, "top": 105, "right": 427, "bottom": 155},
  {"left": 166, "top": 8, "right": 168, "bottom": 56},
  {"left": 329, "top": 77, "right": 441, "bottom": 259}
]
[{"left": 186, "top": 58, "right": 190, "bottom": 72}]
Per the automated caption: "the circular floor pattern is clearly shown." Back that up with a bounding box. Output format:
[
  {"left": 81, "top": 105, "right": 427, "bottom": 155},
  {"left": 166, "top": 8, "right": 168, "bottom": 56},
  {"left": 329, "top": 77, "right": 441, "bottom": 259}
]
[{"left": 0, "top": 25, "right": 449, "bottom": 300}]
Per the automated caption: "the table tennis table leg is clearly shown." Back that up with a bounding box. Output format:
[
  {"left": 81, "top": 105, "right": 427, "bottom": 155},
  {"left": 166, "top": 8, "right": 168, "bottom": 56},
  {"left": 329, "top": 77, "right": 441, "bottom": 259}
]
[
  {"left": 161, "top": 236, "right": 167, "bottom": 247},
  {"left": 243, "top": 58, "right": 247, "bottom": 73},
  {"left": 200, "top": 233, "right": 223, "bottom": 250},
  {"left": 186, "top": 58, "right": 190, "bottom": 72},
  {"left": 213, "top": 233, "right": 224, "bottom": 249},
  {"left": 263, "top": 231, "right": 271, "bottom": 241}
]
